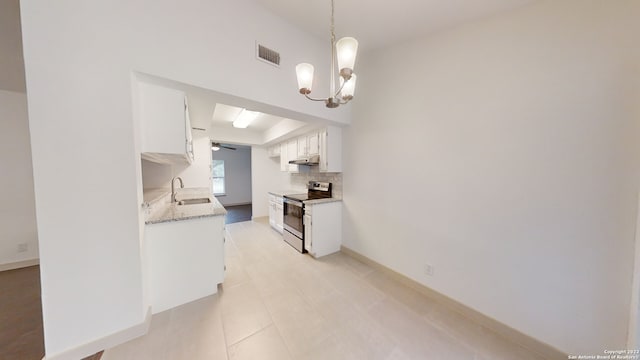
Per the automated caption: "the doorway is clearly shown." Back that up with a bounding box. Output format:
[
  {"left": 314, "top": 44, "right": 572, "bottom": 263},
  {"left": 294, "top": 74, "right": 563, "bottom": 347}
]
[{"left": 211, "top": 143, "right": 253, "bottom": 224}]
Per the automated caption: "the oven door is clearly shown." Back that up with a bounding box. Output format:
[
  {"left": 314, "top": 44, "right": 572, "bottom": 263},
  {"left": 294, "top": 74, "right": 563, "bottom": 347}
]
[{"left": 283, "top": 198, "right": 304, "bottom": 238}]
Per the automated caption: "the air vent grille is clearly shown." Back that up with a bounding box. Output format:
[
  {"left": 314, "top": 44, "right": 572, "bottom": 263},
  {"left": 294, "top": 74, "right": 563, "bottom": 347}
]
[{"left": 257, "top": 44, "right": 280, "bottom": 67}]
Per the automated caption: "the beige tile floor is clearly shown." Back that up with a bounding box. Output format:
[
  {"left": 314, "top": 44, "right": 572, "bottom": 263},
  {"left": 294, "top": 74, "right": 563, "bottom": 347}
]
[{"left": 103, "top": 220, "right": 548, "bottom": 360}]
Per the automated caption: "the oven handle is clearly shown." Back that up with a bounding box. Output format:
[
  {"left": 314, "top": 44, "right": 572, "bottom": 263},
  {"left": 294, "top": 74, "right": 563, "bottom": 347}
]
[{"left": 284, "top": 198, "right": 303, "bottom": 206}]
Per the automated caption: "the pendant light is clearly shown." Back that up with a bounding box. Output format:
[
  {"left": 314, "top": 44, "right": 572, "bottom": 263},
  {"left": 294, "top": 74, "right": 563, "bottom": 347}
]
[{"left": 295, "top": 0, "right": 358, "bottom": 108}]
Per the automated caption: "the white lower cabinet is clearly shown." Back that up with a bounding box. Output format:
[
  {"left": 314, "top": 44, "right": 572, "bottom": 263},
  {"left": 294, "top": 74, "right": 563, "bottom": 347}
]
[
  {"left": 146, "top": 215, "right": 225, "bottom": 314},
  {"left": 304, "top": 201, "right": 342, "bottom": 258},
  {"left": 275, "top": 202, "right": 283, "bottom": 233},
  {"left": 268, "top": 194, "right": 284, "bottom": 233},
  {"left": 269, "top": 195, "right": 276, "bottom": 228}
]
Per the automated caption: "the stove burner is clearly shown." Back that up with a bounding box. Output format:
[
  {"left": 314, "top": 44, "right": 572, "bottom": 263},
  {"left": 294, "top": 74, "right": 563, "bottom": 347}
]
[{"left": 283, "top": 181, "right": 332, "bottom": 203}]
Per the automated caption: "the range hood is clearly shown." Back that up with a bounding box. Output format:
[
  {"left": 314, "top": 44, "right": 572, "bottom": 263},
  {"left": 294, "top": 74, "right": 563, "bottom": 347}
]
[{"left": 289, "top": 154, "right": 320, "bottom": 166}]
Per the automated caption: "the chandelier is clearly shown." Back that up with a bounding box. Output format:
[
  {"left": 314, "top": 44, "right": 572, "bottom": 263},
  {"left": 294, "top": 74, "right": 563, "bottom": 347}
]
[{"left": 295, "top": 0, "right": 358, "bottom": 108}]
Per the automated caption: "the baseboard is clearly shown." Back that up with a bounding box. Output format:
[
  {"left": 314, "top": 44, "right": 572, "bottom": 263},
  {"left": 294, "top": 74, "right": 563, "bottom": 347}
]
[
  {"left": 340, "top": 246, "right": 567, "bottom": 360},
  {"left": 0, "top": 258, "right": 39, "bottom": 272},
  {"left": 43, "top": 307, "right": 152, "bottom": 360}
]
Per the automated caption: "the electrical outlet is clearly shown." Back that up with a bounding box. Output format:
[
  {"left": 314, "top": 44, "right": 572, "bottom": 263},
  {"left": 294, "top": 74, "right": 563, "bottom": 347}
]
[
  {"left": 424, "top": 263, "right": 434, "bottom": 276},
  {"left": 17, "top": 243, "right": 28, "bottom": 253}
]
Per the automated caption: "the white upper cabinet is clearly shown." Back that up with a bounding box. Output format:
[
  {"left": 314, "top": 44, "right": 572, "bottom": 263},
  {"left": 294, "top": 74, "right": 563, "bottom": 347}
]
[
  {"left": 296, "top": 132, "right": 320, "bottom": 158},
  {"left": 297, "top": 135, "right": 307, "bottom": 158},
  {"left": 287, "top": 140, "right": 299, "bottom": 172},
  {"left": 268, "top": 144, "right": 281, "bottom": 158},
  {"left": 307, "top": 132, "right": 319, "bottom": 156},
  {"left": 280, "top": 143, "right": 289, "bottom": 171},
  {"left": 139, "top": 82, "right": 193, "bottom": 164},
  {"left": 319, "top": 126, "right": 342, "bottom": 172},
  {"left": 273, "top": 127, "right": 341, "bottom": 173},
  {"left": 184, "top": 101, "right": 194, "bottom": 162}
]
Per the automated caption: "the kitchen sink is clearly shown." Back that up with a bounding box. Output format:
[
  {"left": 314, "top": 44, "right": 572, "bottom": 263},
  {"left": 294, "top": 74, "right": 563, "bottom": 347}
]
[{"left": 177, "top": 198, "right": 211, "bottom": 205}]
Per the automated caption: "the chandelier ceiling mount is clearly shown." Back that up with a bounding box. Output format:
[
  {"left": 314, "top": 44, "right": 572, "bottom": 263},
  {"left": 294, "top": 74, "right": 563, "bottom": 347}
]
[{"left": 295, "top": 0, "right": 358, "bottom": 109}]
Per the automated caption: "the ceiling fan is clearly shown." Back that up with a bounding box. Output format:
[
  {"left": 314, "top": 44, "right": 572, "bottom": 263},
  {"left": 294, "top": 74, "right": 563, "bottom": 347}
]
[{"left": 211, "top": 142, "right": 236, "bottom": 151}]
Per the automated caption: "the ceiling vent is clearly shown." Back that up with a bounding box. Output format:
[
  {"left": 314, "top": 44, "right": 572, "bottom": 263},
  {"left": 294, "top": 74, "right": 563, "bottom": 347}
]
[{"left": 256, "top": 43, "right": 280, "bottom": 67}]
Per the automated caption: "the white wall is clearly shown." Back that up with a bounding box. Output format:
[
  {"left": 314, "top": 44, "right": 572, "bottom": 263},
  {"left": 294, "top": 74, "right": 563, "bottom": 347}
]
[
  {"left": 251, "top": 147, "right": 288, "bottom": 218},
  {"left": 176, "top": 137, "right": 213, "bottom": 189},
  {"left": 19, "top": 0, "right": 341, "bottom": 357},
  {"left": 141, "top": 138, "right": 212, "bottom": 191},
  {"left": 140, "top": 160, "right": 172, "bottom": 190},
  {"left": 213, "top": 147, "right": 252, "bottom": 206},
  {"left": 343, "top": 0, "right": 640, "bottom": 355},
  {"left": 0, "top": 89, "right": 38, "bottom": 266}
]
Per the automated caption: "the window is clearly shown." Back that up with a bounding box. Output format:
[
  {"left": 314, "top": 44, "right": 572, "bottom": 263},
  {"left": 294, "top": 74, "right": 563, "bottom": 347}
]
[{"left": 212, "top": 159, "right": 225, "bottom": 195}]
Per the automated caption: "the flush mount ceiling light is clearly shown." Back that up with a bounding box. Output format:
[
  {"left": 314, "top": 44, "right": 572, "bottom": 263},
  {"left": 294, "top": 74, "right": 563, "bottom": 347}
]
[
  {"left": 295, "top": 0, "right": 358, "bottom": 108},
  {"left": 233, "top": 109, "right": 259, "bottom": 128}
]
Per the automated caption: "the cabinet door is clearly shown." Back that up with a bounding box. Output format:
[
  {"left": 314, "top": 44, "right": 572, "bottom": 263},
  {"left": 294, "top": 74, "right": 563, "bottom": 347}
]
[
  {"left": 147, "top": 216, "right": 224, "bottom": 314},
  {"left": 319, "top": 130, "right": 328, "bottom": 172},
  {"left": 297, "top": 136, "right": 308, "bottom": 157},
  {"left": 280, "top": 143, "right": 288, "bottom": 171},
  {"left": 307, "top": 133, "right": 319, "bottom": 156},
  {"left": 287, "top": 140, "right": 298, "bottom": 172},
  {"left": 269, "top": 201, "right": 276, "bottom": 228},
  {"left": 268, "top": 145, "right": 280, "bottom": 157},
  {"left": 184, "top": 98, "right": 194, "bottom": 163},
  {"left": 306, "top": 202, "right": 342, "bottom": 258},
  {"left": 275, "top": 203, "right": 283, "bottom": 233},
  {"left": 319, "top": 126, "right": 342, "bottom": 172},
  {"left": 139, "top": 82, "right": 187, "bottom": 156},
  {"left": 303, "top": 213, "right": 312, "bottom": 253}
]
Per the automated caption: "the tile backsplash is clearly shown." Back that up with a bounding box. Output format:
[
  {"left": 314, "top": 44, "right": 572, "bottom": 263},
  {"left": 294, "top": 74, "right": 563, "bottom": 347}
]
[{"left": 290, "top": 170, "right": 343, "bottom": 198}]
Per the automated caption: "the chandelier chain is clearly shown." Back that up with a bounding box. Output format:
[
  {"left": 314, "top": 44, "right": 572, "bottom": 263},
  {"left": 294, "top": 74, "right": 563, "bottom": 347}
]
[
  {"left": 330, "top": 0, "right": 335, "bottom": 43},
  {"left": 294, "top": 0, "right": 357, "bottom": 108},
  {"left": 329, "top": 0, "right": 336, "bottom": 97}
]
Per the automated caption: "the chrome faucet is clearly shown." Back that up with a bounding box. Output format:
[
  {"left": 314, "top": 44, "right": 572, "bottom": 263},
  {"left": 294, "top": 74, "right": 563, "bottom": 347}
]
[{"left": 171, "top": 177, "right": 184, "bottom": 203}]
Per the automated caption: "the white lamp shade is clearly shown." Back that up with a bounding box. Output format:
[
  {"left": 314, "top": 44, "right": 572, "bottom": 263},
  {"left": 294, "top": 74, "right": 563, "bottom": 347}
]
[
  {"left": 340, "top": 73, "right": 356, "bottom": 99},
  {"left": 295, "top": 63, "right": 314, "bottom": 92},
  {"left": 233, "top": 109, "right": 259, "bottom": 128},
  {"left": 336, "top": 37, "right": 358, "bottom": 72},
  {"left": 211, "top": 145, "right": 220, "bottom": 151}
]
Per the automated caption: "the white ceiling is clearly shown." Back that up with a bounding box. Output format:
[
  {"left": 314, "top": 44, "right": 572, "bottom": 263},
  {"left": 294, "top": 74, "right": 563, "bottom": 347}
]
[
  {"left": 210, "top": 104, "right": 287, "bottom": 132},
  {"left": 252, "top": 0, "right": 535, "bottom": 51},
  {"left": 135, "top": 72, "right": 315, "bottom": 146},
  {"left": 3, "top": 0, "right": 538, "bottom": 142}
]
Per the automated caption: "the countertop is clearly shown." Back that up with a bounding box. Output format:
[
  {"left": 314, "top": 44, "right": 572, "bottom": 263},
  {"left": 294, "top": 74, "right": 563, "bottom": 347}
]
[
  {"left": 303, "top": 197, "right": 342, "bottom": 205},
  {"left": 145, "top": 187, "right": 226, "bottom": 225},
  {"left": 268, "top": 190, "right": 342, "bottom": 205},
  {"left": 268, "top": 190, "right": 300, "bottom": 197}
]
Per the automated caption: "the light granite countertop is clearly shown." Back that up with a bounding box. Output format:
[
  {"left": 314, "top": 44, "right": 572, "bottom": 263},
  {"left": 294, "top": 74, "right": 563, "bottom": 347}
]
[
  {"left": 268, "top": 190, "right": 342, "bottom": 204},
  {"left": 303, "top": 197, "right": 342, "bottom": 205},
  {"left": 145, "top": 188, "right": 226, "bottom": 225},
  {"left": 268, "top": 190, "right": 301, "bottom": 197}
]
